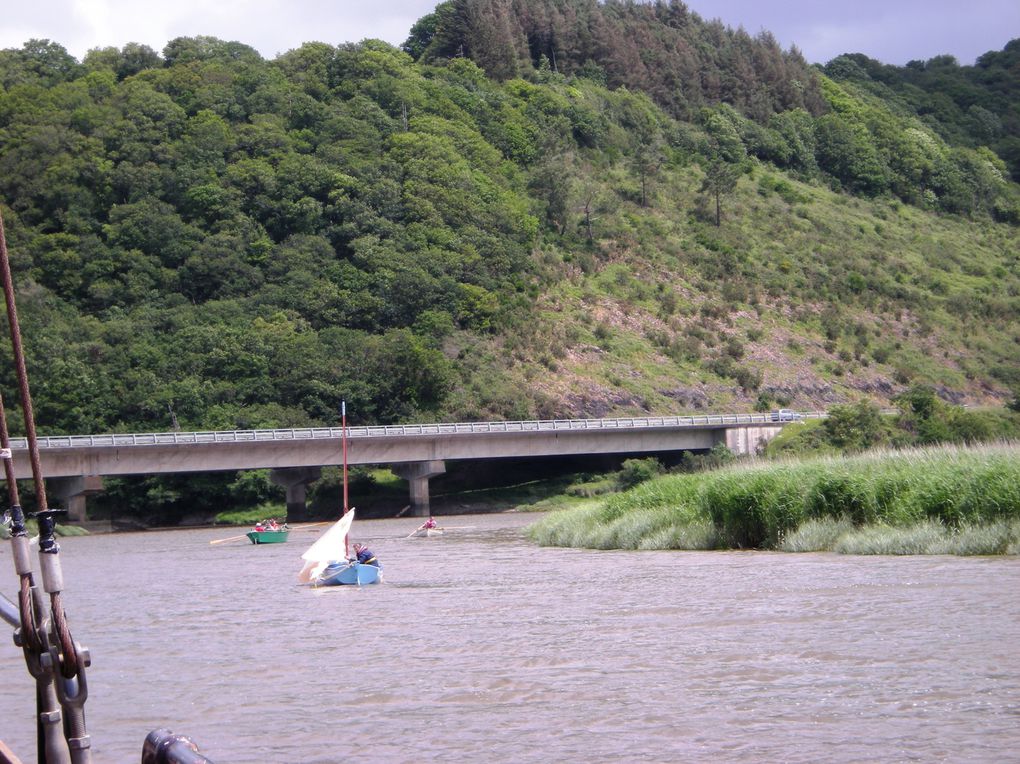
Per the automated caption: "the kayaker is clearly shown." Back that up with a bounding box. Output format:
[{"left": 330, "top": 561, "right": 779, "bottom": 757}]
[
  {"left": 352, "top": 542, "right": 381, "bottom": 567},
  {"left": 420, "top": 517, "right": 437, "bottom": 531}
]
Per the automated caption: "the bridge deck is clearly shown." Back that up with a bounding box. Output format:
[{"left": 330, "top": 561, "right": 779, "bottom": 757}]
[
  {"left": 5, "top": 412, "right": 821, "bottom": 481},
  {"left": 7, "top": 412, "right": 816, "bottom": 451}
]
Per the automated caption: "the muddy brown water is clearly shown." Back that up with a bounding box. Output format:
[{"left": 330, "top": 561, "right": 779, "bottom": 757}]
[{"left": 2, "top": 512, "right": 1018, "bottom": 762}]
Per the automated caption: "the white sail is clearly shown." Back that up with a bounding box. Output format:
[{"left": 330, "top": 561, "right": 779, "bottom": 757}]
[{"left": 297, "top": 508, "right": 355, "bottom": 583}]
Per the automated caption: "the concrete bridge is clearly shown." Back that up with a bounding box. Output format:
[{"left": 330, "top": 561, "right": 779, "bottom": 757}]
[{"left": 4, "top": 412, "right": 818, "bottom": 521}]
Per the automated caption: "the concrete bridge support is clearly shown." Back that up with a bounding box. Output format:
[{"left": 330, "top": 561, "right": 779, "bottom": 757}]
[
  {"left": 715, "top": 425, "right": 784, "bottom": 456},
  {"left": 392, "top": 461, "right": 446, "bottom": 517},
  {"left": 270, "top": 466, "right": 321, "bottom": 522},
  {"left": 48, "top": 475, "right": 104, "bottom": 523}
]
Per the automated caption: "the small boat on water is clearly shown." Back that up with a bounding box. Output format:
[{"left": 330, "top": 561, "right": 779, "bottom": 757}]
[
  {"left": 247, "top": 528, "right": 290, "bottom": 544},
  {"left": 297, "top": 507, "right": 383, "bottom": 587},
  {"left": 297, "top": 402, "right": 382, "bottom": 587},
  {"left": 314, "top": 558, "right": 382, "bottom": 586},
  {"left": 406, "top": 517, "right": 442, "bottom": 538},
  {"left": 247, "top": 518, "right": 289, "bottom": 544}
]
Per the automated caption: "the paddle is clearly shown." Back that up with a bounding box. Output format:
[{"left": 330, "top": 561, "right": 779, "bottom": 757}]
[
  {"left": 405, "top": 520, "right": 441, "bottom": 538},
  {"left": 286, "top": 522, "right": 329, "bottom": 532},
  {"left": 210, "top": 533, "right": 249, "bottom": 545}
]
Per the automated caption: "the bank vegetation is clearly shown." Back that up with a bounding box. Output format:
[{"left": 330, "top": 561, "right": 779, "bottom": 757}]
[{"left": 529, "top": 442, "right": 1020, "bottom": 555}]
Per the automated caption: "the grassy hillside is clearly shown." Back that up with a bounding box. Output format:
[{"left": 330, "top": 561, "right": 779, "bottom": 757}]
[
  {"left": 429, "top": 71, "right": 1020, "bottom": 419},
  {"left": 459, "top": 145, "right": 1019, "bottom": 419},
  {"left": 0, "top": 33, "right": 1014, "bottom": 432},
  {"left": 0, "top": 6, "right": 1017, "bottom": 519}
]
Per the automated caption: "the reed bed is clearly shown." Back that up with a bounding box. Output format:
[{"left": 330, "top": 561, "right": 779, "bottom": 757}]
[{"left": 529, "top": 442, "right": 1020, "bottom": 555}]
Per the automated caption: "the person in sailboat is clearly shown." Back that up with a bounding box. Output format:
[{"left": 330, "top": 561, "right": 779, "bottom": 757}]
[{"left": 351, "top": 542, "right": 381, "bottom": 568}]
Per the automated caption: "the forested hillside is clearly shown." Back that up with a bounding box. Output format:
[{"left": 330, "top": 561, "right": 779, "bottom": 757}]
[
  {"left": 822, "top": 42, "right": 1020, "bottom": 184},
  {"left": 0, "top": 0, "right": 1018, "bottom": 517},
  {"left": 406, "top": 0, "right": 828, "bottom": 119}
]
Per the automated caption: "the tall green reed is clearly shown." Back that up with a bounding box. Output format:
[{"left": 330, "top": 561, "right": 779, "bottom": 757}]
[{"left": 529, "top": 442, "right": 1020, "bottom": 554}]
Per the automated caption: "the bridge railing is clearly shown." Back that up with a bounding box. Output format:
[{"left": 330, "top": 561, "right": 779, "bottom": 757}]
[{"left": 6, "top": 411, "right": 826, "bottom": 450}]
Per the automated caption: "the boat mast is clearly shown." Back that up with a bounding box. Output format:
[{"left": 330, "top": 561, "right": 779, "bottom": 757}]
[
  {"left": 341, "top": 400, "right": 348, "bottom": 514},
  {"left": 341, "top": 401, "right": 350, "bottom": 560}
]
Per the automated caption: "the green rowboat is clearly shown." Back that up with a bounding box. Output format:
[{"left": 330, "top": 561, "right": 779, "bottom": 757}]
[{"left": 247, "top": 529, "right": 290, "bottom": 544}]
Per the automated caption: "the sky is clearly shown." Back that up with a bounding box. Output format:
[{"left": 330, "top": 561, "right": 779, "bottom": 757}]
[{"left": 1, "top": 0, "right": 1016, "bottom": 68}]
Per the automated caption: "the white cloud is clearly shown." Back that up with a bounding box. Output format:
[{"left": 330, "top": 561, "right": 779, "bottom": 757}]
[
  {"left": 0, "top": 0, "right": 436, "bottom": 60},
  {"left": 0, "top": 0, "right": 1015, "bottom": 65}
]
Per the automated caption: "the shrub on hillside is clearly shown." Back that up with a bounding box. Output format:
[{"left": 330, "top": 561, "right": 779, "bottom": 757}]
[
  {"left": 823, "top": 400, "right": 887, "bottom": 451},
  {"left": 618, "top": 458, "right": 662, "bottom": 489}
]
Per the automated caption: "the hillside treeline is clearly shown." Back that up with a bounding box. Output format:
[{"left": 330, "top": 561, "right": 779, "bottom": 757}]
[
  {"left": 406, "top": 0, "right": 828, "bottom": 120},
  {"left": 408, "top": 0, "right": 1019, "bottom": 219},
  {"left": 0, "top": 1, "right": 1017, "bottom": 519},
  {"left": 823, "top": 41, "right": 1020, "bottom": 184},
  {"left": 0, "top": 37, "right": 542, "bottom": 433}
]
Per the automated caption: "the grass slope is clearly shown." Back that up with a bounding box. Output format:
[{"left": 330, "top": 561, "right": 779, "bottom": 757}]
[{"left": 460, "top": 159, "right": 1020, "bottom": 420}]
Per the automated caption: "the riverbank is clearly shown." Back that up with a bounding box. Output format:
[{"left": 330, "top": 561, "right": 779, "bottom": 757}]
[{"left": 530, "top": 442, "right": 1020, "bottom": 555}]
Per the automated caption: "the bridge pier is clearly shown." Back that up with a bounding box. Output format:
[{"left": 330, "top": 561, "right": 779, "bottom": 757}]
[
  {"left": 48, "top": 475, "right": 104, "bottom": 523},
  {"left": 716, "top": 425, "right": 784, "bottom": 456},
  {"left": 392, "top": 461, "right": 446, "bottom": 517},
  {"left": 270, "top": 466, "right": 321, "bottom": 522}
]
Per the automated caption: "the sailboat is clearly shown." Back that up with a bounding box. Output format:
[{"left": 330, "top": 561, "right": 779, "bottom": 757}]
[{"left": 297, "top": 402, "right": 382, "bottom": 586}]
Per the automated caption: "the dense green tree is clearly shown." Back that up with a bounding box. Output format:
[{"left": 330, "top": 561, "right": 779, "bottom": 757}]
[
  {"left": 823, "top": 401, "right": 885, "bottom": 451},
  {"left": 0, "top": 39, "right": 81, "bottom": 88},
  {"left": 272, "top": 42, "right": 334, "bottom": 99},
  {"left": 416, "top": 0, "right": 825, "bottom": 122},
  {"left": 814, "top": 113, "right": 888, "bottom": 195},
  {"left": 162, "top": 36, "right": 262, "bottom": 66},
  {"left": 530, "top": 153, "right": 573, "bottom": 231},
  {"left": 83, "top": 43, "right": 162, "bottom": 80},
  {"left": 403, "top": 7, "right": 446, "bottom": 60},
  {"left": 824, "top": 40, "right": 1020, "bottom": 184}
]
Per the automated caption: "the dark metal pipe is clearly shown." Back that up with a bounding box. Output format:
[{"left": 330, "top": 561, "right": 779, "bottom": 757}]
[
  {"left": 141, "top": 730, "right": 214, "bottom": 764},
  {"left": 1, "top": 590, "right": 18, "bottom": 628}
]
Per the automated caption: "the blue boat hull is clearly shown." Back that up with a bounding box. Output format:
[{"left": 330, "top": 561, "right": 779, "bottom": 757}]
[{"left": 315, "top": 561, "right": 382, "bottom": 586}]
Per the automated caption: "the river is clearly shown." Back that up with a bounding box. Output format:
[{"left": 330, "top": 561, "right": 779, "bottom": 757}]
[{"left": 2, "top": 512, "right": 1019, "bottom": 763}]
